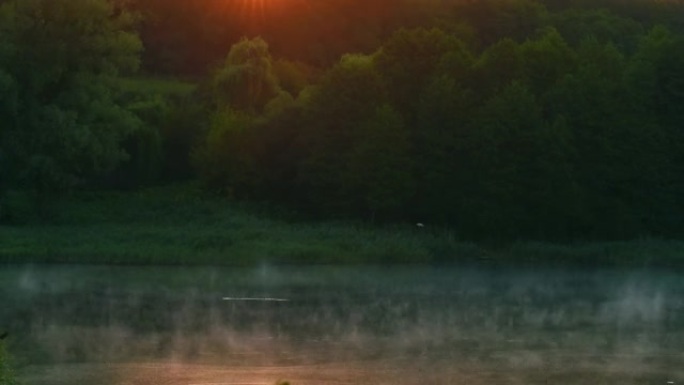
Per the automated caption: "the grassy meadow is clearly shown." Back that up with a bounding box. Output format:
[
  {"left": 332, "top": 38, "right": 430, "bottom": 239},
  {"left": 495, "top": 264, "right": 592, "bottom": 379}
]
[{"left": 1, "top": 185, "right": 683, "bottom": 268}]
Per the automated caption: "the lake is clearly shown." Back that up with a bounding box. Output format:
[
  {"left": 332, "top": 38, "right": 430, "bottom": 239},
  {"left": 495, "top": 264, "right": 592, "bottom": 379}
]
[{"left": 1, "top": 264, "right": 682, "bottom": 385}]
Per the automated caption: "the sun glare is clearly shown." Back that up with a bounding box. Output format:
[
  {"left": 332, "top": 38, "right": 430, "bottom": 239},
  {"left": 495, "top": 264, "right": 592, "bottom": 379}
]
[
  {"left": 209, "top": 0, "right": 313, "bottom": 27},
  {"left": 231, "top": 0, "right": 288, "bottom": 19},
  {"left": 242, "top": 0, "right": 273, "bottom": 13}
]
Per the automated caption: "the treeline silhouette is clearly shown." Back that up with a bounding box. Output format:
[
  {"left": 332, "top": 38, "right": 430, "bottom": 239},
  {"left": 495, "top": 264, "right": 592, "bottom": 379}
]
[{"left": 1, "top": 0, "right": 683, "bottom": 241}]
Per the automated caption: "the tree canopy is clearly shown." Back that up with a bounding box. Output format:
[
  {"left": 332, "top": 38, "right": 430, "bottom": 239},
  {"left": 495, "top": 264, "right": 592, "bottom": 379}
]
[
  {"left": 0, "top": 0, "right": 142, "bottom": 218},
  {"left": 5, "top": 0, "right": 684, "bottom": 241}
]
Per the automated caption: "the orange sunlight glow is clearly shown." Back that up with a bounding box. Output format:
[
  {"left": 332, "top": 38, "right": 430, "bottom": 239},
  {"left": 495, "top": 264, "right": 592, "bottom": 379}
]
[
  {"left": 220, "top": 0, "right": 291, "bottom": 20},
  {"left": 240, "top": 0, "right": 277, "bottom": 15}
]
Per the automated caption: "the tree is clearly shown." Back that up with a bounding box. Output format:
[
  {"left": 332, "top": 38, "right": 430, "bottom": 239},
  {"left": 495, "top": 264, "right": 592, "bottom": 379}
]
[
  {"left": 375, "top": 28, "right": 466, "bottom": 118},
  {"left": 0, "top": 0, "right": 142, "bottom": 219},
  {"left": 623, "top": 27, "right": 684, "bottom": 234},
  {"left": 411, "top": 74, "right": 473, "bottom": 223},
  {"left": 519, "top": 27, "right": 576, "bottom": 96},
  {"left": 296, "top": 53, "right": 388, "bottom": 215},
  {"left": 626, "top": 26, "right": 684, "bottom": 130},
  {"left": 193, "top": 109, "right": 257, "bottom": 196},
  {"left": 466, "top": 81, "right": 578, "bottom": 238},
  {"left": 344, "top": 105, "right": 414, "bottom": 220},
  {"left": 210, "top": 37, "right": 282, "bottom": 114},
  {"left": 192, "top": 37, "right": 288, "bottom": 198},
  {"left": 272, "top": 58, "right": 319, "bottom": 98},
  {"left": 545, "top": 36, "right": 681, "bottom": 237},
  {"left": 550, "top": 8, "right": 643, "bottom": 52},
  {"left": 471, "top": 38, "right": 523, "bottom": 99}
]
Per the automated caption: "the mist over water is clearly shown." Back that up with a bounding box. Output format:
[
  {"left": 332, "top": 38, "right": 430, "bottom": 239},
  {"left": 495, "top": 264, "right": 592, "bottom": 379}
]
[{"left": 1, "top": 265, "right": 683, "bottom": 385}]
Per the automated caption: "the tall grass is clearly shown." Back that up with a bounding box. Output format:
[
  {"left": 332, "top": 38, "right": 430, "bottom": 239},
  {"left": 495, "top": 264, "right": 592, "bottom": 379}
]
[{"left": 1, "top": 184, "right": 683, "bottom": 267}]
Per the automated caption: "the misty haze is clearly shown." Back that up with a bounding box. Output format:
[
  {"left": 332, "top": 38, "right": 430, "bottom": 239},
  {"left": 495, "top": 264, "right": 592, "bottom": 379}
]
[{"left": 2, "top": 265, "right": 683, "bottom": 384}]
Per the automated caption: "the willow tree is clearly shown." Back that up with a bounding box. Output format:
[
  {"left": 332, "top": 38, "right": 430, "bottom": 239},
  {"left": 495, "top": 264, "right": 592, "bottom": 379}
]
[
  {"left": 0, "top": 0, "right": 142, "bottom": 219},
  {"left": 194, "top": 37, "right": 283, "bottom": 195},
  {"left": 210, "top": 37, "right": 282, "bottom": 114}
]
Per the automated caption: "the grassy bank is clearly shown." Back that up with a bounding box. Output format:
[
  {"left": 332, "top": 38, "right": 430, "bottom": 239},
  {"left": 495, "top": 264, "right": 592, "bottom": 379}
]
[{"left": 1, "top": 185, "right": 684, "bottom": 267}]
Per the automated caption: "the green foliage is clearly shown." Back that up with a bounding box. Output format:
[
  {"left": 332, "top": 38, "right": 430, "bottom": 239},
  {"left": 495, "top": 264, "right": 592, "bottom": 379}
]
[
  {"left": 410, "top": 74, "right": 471, "bottom": 222},
  {"left": 550, "top": 8, "right": 644, "bottom": 51},
  {"left": 542, "top": 34, "right": 681, "bottom": 237},
  {"left": 194, "top": 109, "right": 257, "bottom": 194},
  {"left": 467, "top": 82, "right": 545, "bottom": 235},
  {"left": 0, "top": 343, "right": 17, "bottom": 385},
  {"left": 4, "top": 186, "right": 684, "bottom": 267},
  {"left": 310, "top": 53, "right": 386, "bottom": 123},
  {"left": 519, "top": 27, "right": 576, "bottom": 95},
  {"left": 105, "top": 77, "right": 199, "bottom": 187},
  {"left": 472, "top": 38, "right": 523, "bottom": 96},
  {"left": 194, "top": 37, "right": 300, "bottom": 199},
  {"left": 344, "top": 105, "right": 414, "bottom": 219},
  {"left": 0, "top": 185, "right": 479, "bottom": 265},
  {"left": 622, "top": 26, "right": 684, "bottom": 232},
  {"left": 272, "top": 59, "right": 319, "bottom": 98},
  {"left": 627, "top": 26, "right": 684, "bottom": 127},
  {"left": 188, "top": 15, "right": 684, "bottom": 240},
  {"left": 211, "top": 37, "right": 282, "bottom": 114},
  {"left": 376, "top": 28, "right": 466, "bottom": 114},
  {"left": 297, "top": 53, "right": 388, "bottom": 215},
  {"left": 158, "top": 94, "right": 208, "bottom": 182},
  {"left": 5, "top": 0, "right": 684, "bottom": 242},
  {"left": 0, "top": 0, "right": 142, "bottom": 219}
]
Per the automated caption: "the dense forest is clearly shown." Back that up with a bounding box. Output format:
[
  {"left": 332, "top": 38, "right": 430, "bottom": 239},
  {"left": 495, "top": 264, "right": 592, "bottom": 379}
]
[{"left": 1, "top": 0, "right": 684, "bottom": 241}]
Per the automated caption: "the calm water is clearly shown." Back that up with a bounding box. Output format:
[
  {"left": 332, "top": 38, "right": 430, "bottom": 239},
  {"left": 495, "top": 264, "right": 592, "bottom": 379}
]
[{"left": 1, "top": 264, "right": 683, "bottom": 385}]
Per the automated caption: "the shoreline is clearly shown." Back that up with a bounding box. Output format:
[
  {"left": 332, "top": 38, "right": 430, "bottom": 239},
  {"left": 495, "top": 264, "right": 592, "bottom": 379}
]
[{"left": 1, "top": 187, "right": 683, "bottom": 269}]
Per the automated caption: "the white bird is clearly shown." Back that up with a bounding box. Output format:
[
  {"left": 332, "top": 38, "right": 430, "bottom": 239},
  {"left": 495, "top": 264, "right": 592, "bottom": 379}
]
[{"left": 416, "top": 223, "right": 425, "bottom": 228}]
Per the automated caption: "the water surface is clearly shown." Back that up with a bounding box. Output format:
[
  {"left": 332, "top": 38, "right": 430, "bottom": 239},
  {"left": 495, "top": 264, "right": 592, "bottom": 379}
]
[{"left": 1, "top": 264, "right": 682, "bottom": 384}]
